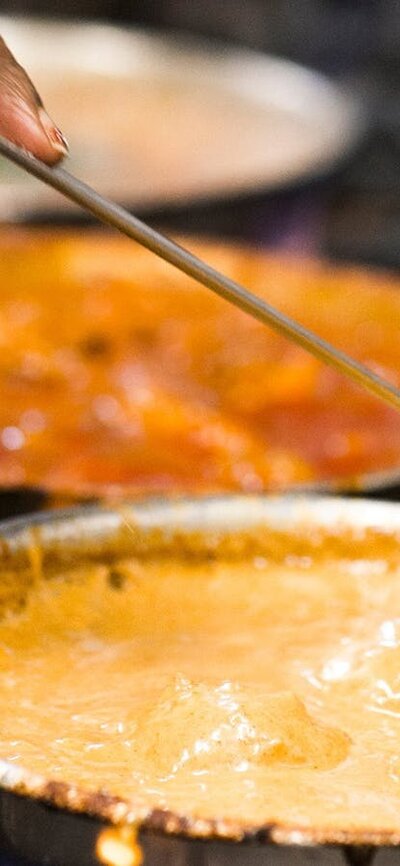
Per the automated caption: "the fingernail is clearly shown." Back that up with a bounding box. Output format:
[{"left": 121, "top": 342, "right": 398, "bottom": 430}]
[
  {"left": 38, "top": 107, "right": 69, "bottom": 155},
  {"left": 50, "top": 126, "right": 69, "bottom": 153}
]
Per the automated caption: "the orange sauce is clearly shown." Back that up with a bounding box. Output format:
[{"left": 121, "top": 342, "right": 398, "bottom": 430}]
[
  {"left": 2, "top": 528, "right": 400, "bottom": 834},
  {"left": 0, "top": 231, "right": 399, "bottom": 498}
]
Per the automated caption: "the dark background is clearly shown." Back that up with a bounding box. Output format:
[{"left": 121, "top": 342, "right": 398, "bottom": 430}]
[{"left": 0, "top": 0, "right": 399, "bottom": 269}]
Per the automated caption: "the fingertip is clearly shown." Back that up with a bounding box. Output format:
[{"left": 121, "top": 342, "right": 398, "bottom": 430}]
[
  {"left": 38, "top": 108, "right": 69, "bottom": 164},
  {"left": 0, "top": 105, "right": 69, "bottom": 166},
  {"left": 0, "top": 35, "right": 68, "bottom": 165}
]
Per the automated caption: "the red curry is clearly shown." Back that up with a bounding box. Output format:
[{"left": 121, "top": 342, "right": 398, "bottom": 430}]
[{"left": 0, "top": 231, "right": 398, "bottom": 498}]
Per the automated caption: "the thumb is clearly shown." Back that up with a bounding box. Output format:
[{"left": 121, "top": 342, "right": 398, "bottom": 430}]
[{"left": 0, "top": 36, "right": 68, "bottom": 165}]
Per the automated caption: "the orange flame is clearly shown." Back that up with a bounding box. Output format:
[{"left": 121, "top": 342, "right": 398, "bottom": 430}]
[{"left": 96, "top": 826, "right": 143, "bottom": 866}]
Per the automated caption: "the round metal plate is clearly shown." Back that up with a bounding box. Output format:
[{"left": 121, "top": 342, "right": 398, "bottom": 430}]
[{"left": 0, "top": 17, "right": 364, "bottom": 218}]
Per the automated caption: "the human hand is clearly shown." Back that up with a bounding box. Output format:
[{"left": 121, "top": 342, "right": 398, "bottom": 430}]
[{"left": 0, "top": 36, "right": 68, "bottom": 165}]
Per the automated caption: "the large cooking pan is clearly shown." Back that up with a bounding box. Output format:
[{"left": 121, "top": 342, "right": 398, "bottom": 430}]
[
  {"left": 0, "top": 495, "right": 400, "bottom": 866},
  {"left": 0, "top": 17, "right": 364, "bottom": 221}
]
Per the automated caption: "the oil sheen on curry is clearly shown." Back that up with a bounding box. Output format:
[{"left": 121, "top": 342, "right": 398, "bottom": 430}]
[
  {"left": 0, "top": 231, "right": 399, "bottom": 497},
  {"left": 2, "top": 520, "right": 400, "bottom": 835}
]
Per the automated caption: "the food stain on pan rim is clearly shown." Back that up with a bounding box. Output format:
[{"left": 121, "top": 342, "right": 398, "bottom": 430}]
[{"left": 2, "top": 757, "right": 400, "bottom": 847}]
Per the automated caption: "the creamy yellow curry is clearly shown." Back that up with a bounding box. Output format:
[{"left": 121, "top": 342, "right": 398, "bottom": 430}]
[{"left": 1, "top": 523, "right": 400, "bottom": 835}]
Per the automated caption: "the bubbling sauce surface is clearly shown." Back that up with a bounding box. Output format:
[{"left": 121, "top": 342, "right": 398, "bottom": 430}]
[
  {"left": 2, "top": 538, "right": 400, "bottom": 833},
  {"left": 0, "top": 232, "right": 399, "bottom": 497}
]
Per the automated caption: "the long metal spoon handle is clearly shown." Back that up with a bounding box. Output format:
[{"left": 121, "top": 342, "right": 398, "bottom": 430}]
[{"left": 1, "top": 134, "right": 399, "bottom": 413}]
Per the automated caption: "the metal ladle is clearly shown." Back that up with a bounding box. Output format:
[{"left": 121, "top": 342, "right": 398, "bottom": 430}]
[{"left": 0, "top": 134, "right": 399, "bottom": 413}]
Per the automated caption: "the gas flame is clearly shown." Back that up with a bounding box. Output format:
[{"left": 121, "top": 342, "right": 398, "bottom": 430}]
[{"left": 96, "top": 826, "right": 143, "bottom": 866}]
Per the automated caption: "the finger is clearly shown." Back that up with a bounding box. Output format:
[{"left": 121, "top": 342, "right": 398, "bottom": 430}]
[{"left": 0, "top": 36, "right": 68, "bottom": 165}]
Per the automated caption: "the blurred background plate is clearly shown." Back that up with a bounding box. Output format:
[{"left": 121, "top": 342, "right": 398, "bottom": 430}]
[{"left": 0, "top": 17, "right": 364, "bottom": 219}]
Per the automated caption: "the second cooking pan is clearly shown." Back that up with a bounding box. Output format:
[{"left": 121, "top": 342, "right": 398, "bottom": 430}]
[{"left": 0, "top": 230, "right": 399, "bottom": 516}]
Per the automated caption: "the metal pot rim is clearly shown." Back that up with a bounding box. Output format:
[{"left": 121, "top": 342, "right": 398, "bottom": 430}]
[{"left": 2, "top": 457, "right": 400, "bottom": 507}]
